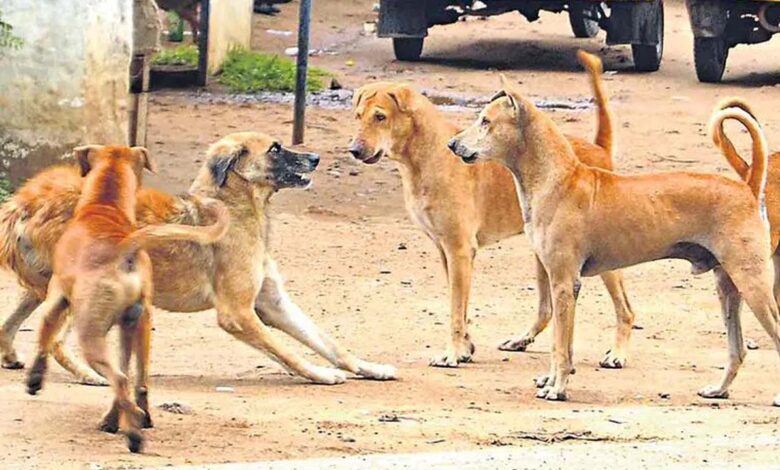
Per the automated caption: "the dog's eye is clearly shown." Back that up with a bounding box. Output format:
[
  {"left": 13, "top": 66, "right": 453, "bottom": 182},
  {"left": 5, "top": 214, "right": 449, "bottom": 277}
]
[
  {"left": 375, "top": 113, "right": 386, "bottom": 122},
  {"left": 269, "top": 143, "right": 281, "bottom": 154},
  {"left": 481, "top": 117, "right": 491, "bottom": 127}
]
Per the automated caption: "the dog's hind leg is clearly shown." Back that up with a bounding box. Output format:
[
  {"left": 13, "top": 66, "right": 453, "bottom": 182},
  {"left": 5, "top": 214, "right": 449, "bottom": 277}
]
[
  {"left": 698, "top": 267, "right": 745, "bottom": 400},
  {"left": 0, "top": 290, "right": 40, "bottom": 369},
  {"left": 598, "top": 270, "right": 637, "bottom": 369},
  {"left": 430, "top": 241, "right": 477, "bottom": 368},
  {"left": 721, "top": 258, "right": 780, "bottom": 405},
  {"left": 255, "top": 259, "right": 396, "bottom": 380},
  {"left": 500, "top": 255, "right": 552, "bottom": 352}
]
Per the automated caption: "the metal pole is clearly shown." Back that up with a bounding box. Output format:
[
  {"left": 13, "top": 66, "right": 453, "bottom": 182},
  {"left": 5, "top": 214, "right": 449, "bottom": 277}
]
[{"left": 292, "top": 0, "right": 312, "bottom": 145}]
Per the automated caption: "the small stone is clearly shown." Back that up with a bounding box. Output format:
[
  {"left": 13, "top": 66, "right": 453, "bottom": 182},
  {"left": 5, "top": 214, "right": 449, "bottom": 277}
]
[
  {"left": 746, "top": 339, "right": 759, "bottom": 350},
  {"left": 329, "top": 78, "right": 343, "bottom": 90}
]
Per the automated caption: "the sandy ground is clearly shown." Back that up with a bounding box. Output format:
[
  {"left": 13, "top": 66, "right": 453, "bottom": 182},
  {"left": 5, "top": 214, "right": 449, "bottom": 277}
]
[{"left": 2, "top": 0, "right": 780, "bottom": 468}]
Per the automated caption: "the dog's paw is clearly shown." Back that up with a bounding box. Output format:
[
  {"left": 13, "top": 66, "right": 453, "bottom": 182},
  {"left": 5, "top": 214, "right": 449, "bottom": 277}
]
[
  {"left": 429, "top": 339, "right": 475, "bottom": 368},
  {"left": 2, "top": 351, "right": 24, "bottom": 369},
  {"left": 536, "top": 386, "right": 568, "bottom": 401},
  {"left": 99, "top": 419, "right": 119, "bottom": 434},
  {"left": 126, "top": 430, "right": 144, "bottom": 454},
  {"left": 429, "top": 353, "right": 460, "bottom": 368},
  {"left": 79, "top": 373, "right": 109, "bottom": 387},
  {"left": 698, "top": 384, "right": 729, "bottom": 400},
  {"left": 599, "top": 349, "right": 628, "bottom": 369},
  {"left": 356, "top": 361, "right": 397, "bottom": 381},
  {"left": 309, "top": 366, "right": 347, "bottom": 385},
  {"left": 498, "top": 335, "right": 534, "bottom": 352},
  {"left": 533, "top": 374, "right": 553, "bottom": 389}
]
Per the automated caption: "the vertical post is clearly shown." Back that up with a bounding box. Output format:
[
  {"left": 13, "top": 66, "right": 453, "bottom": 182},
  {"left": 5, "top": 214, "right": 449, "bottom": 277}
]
[
  {"left": 197, "top": 0, "right": 210, "bottom": 86},
  {"left": 292, "top": 0, "right": 313, "bottom": 145}
]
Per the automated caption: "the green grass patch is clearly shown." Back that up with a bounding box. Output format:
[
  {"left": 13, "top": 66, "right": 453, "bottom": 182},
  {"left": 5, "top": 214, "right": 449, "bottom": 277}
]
[
  {"left": 218, "top": 49, "right": 329, "bottom": 93},
  {"left": 0, "top": 178, "right": 11, "bottom": 202},
  {"left": 152, "top": 44, "right": 199, "bottom": 67}
]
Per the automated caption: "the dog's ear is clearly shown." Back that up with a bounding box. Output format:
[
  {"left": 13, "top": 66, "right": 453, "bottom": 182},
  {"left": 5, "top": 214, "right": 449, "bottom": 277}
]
[
  {"left": 386, "top": 85, "right": 414, "bottom": 114},
  {"left": 499, "top": 74, "right": 525, "bottom": 119},
  {"left": 132, "top": 146, "right": 156, "bottom": 173},
  {"left": 352, "top": 85, "right": 378, "bottom": 113},
  {"left": 72, "top": 145, "right": 103, "bottom": 176},
  {"left": 207, "top": 142, "right": 248, "bottom": 188}
]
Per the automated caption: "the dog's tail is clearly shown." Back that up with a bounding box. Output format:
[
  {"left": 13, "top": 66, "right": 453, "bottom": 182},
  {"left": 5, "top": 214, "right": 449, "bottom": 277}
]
[
  {"left": 709, "top": 103, "right": 768, "bottom": 200},
  {"left": 712, "top": 98, "right": 759, "bottom": 181},
  {"left": 577, "top": 50, "right": 614, "bottom": 159},
  {"left": 0, "top": 199, "right": 25, "bottom": 274},
  {"left": 119, "top": 198, "right": 230, "bottom": 255}
]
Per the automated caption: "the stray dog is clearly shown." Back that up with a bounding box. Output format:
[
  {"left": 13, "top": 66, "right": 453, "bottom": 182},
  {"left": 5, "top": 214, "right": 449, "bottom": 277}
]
[
  {"left": 450, "top": 78, "right": 780, "bottom": 405},
  {"left": 347, "top": 51, "right": 636, "bottom": 368},
  {"left": 24, "top": 145, "right": 229, "bottom": 452},
  {"left": 0, "top": 132, "right": 396, "bottom": 388}
]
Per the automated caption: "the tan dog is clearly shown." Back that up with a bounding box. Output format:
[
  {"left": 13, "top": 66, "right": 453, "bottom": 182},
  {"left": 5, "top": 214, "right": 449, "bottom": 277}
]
[
  {"left": 24, "top": 145, "right": 229, "bottom": 452},
  {"left": 0, "top": 132, "right": 396, "bottom": 388},
  {"left": 347, "top": 52, "right": 636, "bottom": 368},
  {"left": 450, "top": 80, "right": 780, "bottom": 405}
]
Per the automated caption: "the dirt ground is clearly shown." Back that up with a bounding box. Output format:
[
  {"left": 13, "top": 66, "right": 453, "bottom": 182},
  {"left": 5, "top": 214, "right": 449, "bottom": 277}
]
[{"left": 2, "top": 0, "right": 780, "bottom": 468}]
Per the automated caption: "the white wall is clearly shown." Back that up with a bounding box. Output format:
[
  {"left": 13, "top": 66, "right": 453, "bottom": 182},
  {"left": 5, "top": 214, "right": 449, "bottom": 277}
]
[{"left": 0, "top": 0, "right": 133, "bottom": 186}]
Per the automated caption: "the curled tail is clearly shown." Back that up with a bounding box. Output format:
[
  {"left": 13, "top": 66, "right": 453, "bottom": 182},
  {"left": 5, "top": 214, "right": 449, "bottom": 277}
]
[
  {"left": 709, "top": 104, "right": 768, "bottom": 200},
  {"left": 577, "top": 50, "right": 614, "bottom": 160},
  {"left": 712, "top": 98, "right": 759, "bottom": 180},
  {"left": 120, "top": 198, "right": 230, "bottom": 255}
]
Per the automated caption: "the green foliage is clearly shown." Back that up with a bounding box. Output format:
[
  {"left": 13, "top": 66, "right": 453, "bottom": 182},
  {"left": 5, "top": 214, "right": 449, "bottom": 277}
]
[
  {"left": 0, "top": 10, "right": 23, "bottom": 50},
  {"left": 152, "top": 44, "right": 199, "bottom": 66},
  {"left": 0, "top": 178, "right": 11, "bottom": 202},
  {"left": 218, "top": 48, "right": 329, "bottom": 93}
]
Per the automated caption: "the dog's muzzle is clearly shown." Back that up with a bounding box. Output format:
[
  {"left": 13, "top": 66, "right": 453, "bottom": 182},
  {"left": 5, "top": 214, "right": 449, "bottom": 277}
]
[
  {"left": 348, "top": 141, "right": 384, "bottom": 165},
  {"left": 448, "top": 138, "right": 479, "bottom": 164},
  {"left": 272, "top": 149, "right": 320, "bottom": 189}
]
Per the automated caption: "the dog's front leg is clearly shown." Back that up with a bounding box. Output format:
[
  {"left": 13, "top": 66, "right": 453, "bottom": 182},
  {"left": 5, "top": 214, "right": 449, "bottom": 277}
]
[
  {"left": 255, "top": 260, "right": 396, "bottom": 380},
  {"left": 217, "top": 297, "right": 347, "bottom": 385},
  {"left": 500, "top": 255, "right": 552, "bottom": 352},
  {"left": 536, "top": 271, "right": 578, "bottom": 402},
  {"left": 430, "top": 244, "right": 476, "bottom": 368}
]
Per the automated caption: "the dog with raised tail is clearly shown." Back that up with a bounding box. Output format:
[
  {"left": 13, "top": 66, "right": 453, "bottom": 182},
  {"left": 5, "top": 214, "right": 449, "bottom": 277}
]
[
  {"left": 449, "top": 80, "right": 780, "bottom": 406},
  {"left": 24, "top": 145, "right": 229, "bottom": 453}
]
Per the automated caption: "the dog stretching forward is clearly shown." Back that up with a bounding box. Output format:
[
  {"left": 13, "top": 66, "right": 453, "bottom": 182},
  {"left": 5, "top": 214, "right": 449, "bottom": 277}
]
[
  {"left": 24, "top": 145, "right": 229, "bottom": 452},
  {"left": 450, "top": 75, "right": 780, "bottom": 405}
]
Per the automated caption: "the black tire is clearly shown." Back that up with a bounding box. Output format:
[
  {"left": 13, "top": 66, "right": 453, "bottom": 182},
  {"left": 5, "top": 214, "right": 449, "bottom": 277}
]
[
  {"left": 393, "top": 37, "right": 424, "bottom": 61},
  {"left": 693, "top": 37, "right": 728, "bottom": 83},
  {"left": 569, "top": 3, "right": 600, "bottom": 38},
  {"left": 631, "top": 0, "right": 664, "bottom": 72}
]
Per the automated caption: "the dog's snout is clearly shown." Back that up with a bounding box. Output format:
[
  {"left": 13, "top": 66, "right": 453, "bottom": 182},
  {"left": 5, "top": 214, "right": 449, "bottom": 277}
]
[
  {"left": 309, "top": 153, "right": 321, "bottom": 168},
  {"left": 447, "top": 138, "right": 458, "bottom": 152},
  {"left": 348, "top": 141, "right": 363, "bottom": 159}
]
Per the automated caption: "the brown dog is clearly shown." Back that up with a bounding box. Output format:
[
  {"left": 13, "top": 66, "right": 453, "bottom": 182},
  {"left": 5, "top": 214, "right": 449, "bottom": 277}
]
[
  {"left": 347, "top": 52, "right": 636, "bottom": 368},
  {"left": 24, "top": 145, "right": 229, "bottom": 452},
  {"left": 0, "top": 132, "right": 396, "bottom": 388},
  {"left": 450, "top": 79, "right": 780, "bottom": 405}
]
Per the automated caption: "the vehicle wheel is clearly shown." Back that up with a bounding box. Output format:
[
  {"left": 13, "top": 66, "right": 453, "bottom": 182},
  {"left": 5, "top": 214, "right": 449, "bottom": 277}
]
[
  {"left": 569, "top": 3, "right": 600, "bottom": 38},
  {"left": 693, "top": 37, "right": 728, "bottom": 83},
  {"left": 631, "top": 0, "right": 664, "bottom": 72},
  {"left": 393, "top": 37, "right": 424, "bottom": 61}
]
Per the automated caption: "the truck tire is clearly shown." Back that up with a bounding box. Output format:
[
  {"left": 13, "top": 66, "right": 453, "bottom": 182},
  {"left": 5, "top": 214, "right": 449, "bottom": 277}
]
[
  {"left": 393, "top": 37, "right": 424, "bottom": 61},
  {"left": 631, "top": 0, "right": 664, "bottom": 72},
  {"left": 693, "top": 37, "right": 728, "bottom": 83},
  {"left": 569, "top": 3, "right": 600, "bottom": 38}
]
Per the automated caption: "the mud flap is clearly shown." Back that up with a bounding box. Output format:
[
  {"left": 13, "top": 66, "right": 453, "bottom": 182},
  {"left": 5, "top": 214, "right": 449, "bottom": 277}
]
[
  {"left": 606, "top": 0, "right": 663, "bottom": 45},
  {"left": 684, "top": 0, "right": 727, "bottom": 38},
  {"left": 378, "top": 0, "right": 428, "bottom": 38}
]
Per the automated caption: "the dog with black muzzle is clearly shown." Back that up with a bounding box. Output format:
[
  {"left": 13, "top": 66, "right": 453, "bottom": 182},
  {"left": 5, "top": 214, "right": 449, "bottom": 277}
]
[{"left": 0, "top": 131, "right": 396, "bottom": 392}]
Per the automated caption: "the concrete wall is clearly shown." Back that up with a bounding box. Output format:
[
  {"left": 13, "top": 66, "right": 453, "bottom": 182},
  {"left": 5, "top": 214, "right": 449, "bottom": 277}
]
[
  {"left": 0, "top": 0, "right": 133, "bottom": 186},
  {"left": 208, "top": 0, "right": 253, "bottom": 73}
]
